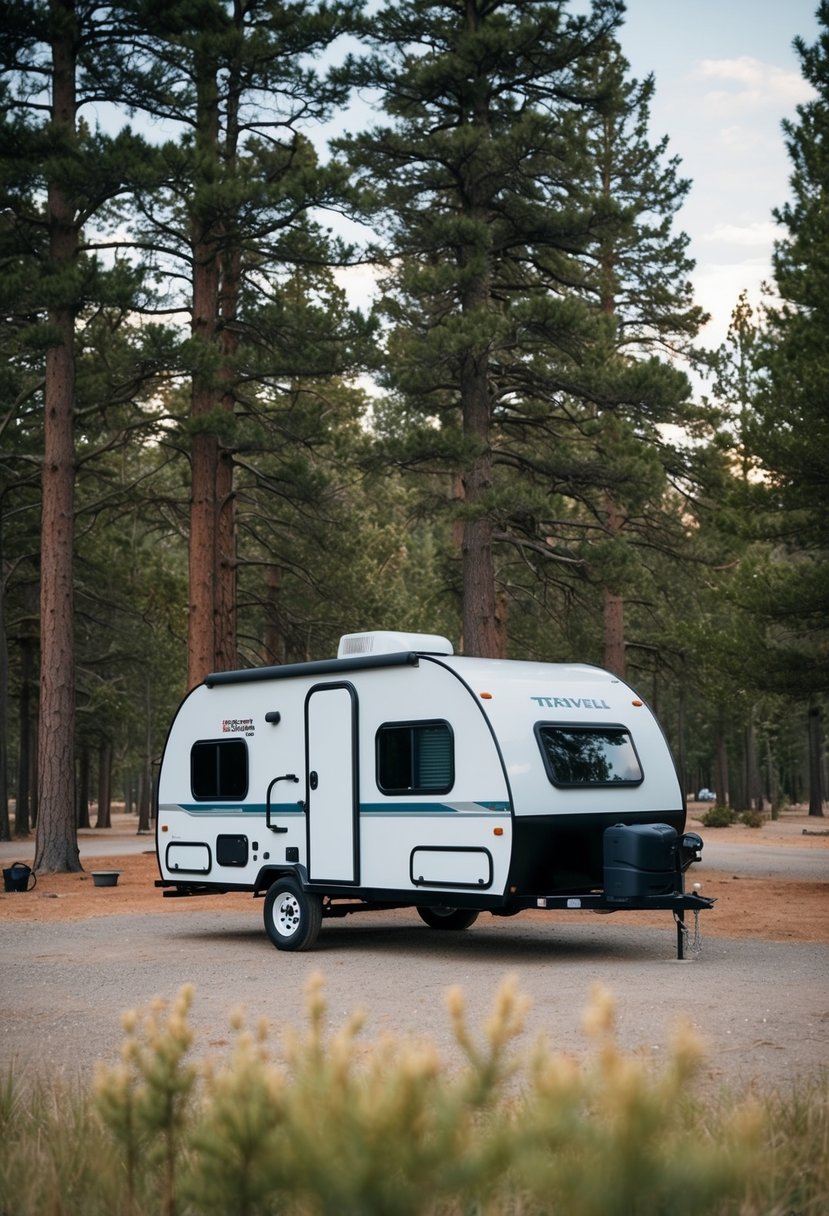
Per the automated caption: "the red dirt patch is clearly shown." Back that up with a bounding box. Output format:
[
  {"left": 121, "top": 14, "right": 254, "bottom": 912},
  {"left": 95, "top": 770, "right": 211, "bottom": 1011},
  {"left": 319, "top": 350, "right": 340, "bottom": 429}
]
[{"left": 2, "top": 810, "right": 826, "bottom": 943}]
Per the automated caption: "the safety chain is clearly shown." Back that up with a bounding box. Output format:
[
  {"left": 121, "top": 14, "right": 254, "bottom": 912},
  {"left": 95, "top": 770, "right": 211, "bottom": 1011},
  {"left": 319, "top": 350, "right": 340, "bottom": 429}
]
[{"left": 675, "top": 909, "right": 703, "bottom": 958}]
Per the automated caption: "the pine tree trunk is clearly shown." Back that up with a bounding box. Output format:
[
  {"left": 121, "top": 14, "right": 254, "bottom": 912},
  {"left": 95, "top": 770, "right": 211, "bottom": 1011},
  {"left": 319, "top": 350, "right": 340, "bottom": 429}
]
[
  {"left": 459, "top": 278, "right": 503, "bottom": 658},
  {"left": 676, "top": 687, "right": 687, "bottom": 809},
  {"left": 215, "top": 245, "right": 240, "bottom": 672},
  {"left": 95, "top": 739, "right": 112, "bottom": 828},
  {"left": 715, "top": 716, "right": 729, "bottom": 809},
  {"left": 603, "top": 592, "right": 626, "bottom": 678},
  {"left": 36, "top": 306, "right": 79, "bottom": 871},
  {"left": 0, "top": 556, "right": 8, "bottom": 841},
  {"left": 137, "top": 679, "right": 153, "bottom": 832},
  {"left": 745, "top": 710, "right": 763, "bottom": 813},
  {"left": 76, "top": 745, "right": 90, "bottom": 829},
  {"left": 807, "top": 704, "right": 824, "bottom": 817},
  {"left": 137, "top": 763, "right": 151, "bottom": 833},
  {"left": 188, "top": 424, "right": 219, "bottom": 689},
  {"left": 15, "top": 638, "right": 33, "bottom": 836},
  {"left": 187, "top": 49, "right": 239, "bottom": 687},
  {"left": 34, "top": 0, "right": 81, "bottom": 873},
  {"left": 462, "top": 513, "right": 503, "bottom": 657}
]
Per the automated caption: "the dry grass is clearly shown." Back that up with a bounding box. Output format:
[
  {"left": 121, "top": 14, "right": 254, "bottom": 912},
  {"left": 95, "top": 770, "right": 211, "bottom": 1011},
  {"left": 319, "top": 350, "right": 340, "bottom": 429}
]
[{"left": 1, "top": 979, "right": 826, "bottom": 1216}]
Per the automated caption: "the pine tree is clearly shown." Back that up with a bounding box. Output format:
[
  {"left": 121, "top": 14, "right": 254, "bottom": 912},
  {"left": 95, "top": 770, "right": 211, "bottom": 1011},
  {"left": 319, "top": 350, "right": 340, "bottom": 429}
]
[
  {"left": 339, "top": 0, "right": 626, "bottom": 657},
  {"left": 580, "top": 37, "right": 707, "bottom": 678},
  {"left": 739, "top": 4, "right": 829, "bottom": 813},
  {"left": 118, "top": 0, "right": 364, "bottom": 688},
  {"left": 0, "top": 0, "right": 160, "bottom": 869}
]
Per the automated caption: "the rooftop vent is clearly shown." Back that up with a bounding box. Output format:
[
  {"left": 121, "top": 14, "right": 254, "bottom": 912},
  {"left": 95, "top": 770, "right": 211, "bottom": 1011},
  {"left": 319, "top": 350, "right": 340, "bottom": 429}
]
[{"left": 337, "top": 631, "right": 454, "bottom": 659}]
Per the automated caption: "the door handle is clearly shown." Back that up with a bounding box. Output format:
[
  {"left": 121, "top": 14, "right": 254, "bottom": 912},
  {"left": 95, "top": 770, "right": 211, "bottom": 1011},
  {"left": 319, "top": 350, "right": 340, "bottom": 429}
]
[{"left": 266, "top": 774, "right": 299, "bottom": 833}]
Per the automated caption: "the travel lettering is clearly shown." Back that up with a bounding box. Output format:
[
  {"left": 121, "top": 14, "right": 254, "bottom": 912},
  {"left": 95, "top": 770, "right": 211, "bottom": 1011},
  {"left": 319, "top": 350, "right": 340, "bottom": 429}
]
[{"left": 530, "top": 696, "right": 611, "bottom": 710}]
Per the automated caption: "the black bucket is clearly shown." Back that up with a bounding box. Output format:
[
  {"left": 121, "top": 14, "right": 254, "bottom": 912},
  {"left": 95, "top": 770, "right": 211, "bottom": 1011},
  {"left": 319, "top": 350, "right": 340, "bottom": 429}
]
[{"left": 3, "top": 862, "right": 36, "bottom": 893}]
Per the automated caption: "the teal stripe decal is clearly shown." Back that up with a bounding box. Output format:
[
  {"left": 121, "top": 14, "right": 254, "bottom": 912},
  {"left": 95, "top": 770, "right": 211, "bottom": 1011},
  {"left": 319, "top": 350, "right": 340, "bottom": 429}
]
[
  {"left": 178, "top": 803, "right": 301, "bottom": 815},
  {"left": 360, "top": 801, "right": 509, "bottom": 815},
  {"left": 175, "top": 800, "right": 509, "bottom": 816}
]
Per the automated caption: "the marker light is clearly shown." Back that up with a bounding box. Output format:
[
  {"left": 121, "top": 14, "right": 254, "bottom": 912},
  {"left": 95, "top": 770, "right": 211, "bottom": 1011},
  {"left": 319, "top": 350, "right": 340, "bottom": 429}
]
[
  {"left": 631, "top": 699, "right": 643, "bottom": 707},
  {"left": 493, "top": 827, "right": 504, "bottom": 836},
  {"left": 479, "top": 691, "right": 493, "bottom": 699}
]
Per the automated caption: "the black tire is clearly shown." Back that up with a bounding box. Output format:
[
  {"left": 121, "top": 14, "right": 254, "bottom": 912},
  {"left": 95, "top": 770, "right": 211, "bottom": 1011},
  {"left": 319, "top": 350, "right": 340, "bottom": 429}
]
[
  {"left": 417, "top": 905, "right": 479, "bottom": 931},
  {"left": 263, "top": 876, "right": 322, "bottom": 951}
]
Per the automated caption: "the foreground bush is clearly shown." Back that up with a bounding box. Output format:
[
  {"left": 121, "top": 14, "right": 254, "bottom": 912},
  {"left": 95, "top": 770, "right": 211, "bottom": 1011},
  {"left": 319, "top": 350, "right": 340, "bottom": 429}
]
[{"left": 1, "top": 978, "right": 826, "bottom": 1215}]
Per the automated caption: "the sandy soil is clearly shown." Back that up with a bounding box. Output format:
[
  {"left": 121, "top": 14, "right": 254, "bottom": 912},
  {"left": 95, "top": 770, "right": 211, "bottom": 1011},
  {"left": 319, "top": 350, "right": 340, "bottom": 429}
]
[{"left": 2, "top": 809, "right": 826, "bottom": 943}]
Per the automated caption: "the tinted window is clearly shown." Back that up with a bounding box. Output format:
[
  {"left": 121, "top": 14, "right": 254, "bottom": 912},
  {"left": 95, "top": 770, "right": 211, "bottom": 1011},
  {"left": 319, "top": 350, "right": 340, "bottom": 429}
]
[
  {"left": 536, "top": 725, "right": 642, "bottom": 787},
  {"left": 191, "top": 739, "right": 248, "bottom": 800},
  {"left": 377, "top": 722, "right": 453, "bottom": 794}
]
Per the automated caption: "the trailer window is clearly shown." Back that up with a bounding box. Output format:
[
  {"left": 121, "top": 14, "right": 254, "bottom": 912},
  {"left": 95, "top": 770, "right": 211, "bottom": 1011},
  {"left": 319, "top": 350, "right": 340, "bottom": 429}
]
[
  {"left": 191, "top": 739, "right": 248, "bottom": 800},
  {"left": 377, "top": 721, "right": 454, "bottom": 794},
  {"left": 536, "top": 724, "right": 643, "bottom": 788}
]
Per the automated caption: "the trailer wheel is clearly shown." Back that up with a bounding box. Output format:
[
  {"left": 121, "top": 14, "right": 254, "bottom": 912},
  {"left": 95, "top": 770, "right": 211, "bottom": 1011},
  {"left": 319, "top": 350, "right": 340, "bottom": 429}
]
[
  {"left": 264, "top": 877, "right": 322, "bottom": 951},
  {"left": 417, "top": 905, "right": 479, "bottom": 931}
]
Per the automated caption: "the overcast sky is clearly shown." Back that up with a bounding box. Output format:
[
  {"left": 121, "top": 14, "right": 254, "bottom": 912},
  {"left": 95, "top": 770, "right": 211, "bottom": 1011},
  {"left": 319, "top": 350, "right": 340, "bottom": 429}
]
[{"left": 617, "top": 0, "right": 819, "bottom": 346}]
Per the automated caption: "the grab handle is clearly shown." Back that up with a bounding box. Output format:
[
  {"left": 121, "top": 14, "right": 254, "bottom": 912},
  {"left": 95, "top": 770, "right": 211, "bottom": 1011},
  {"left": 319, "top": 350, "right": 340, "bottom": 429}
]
[{"left": 266, "top": 774, "right": 299, "bottom": 833}]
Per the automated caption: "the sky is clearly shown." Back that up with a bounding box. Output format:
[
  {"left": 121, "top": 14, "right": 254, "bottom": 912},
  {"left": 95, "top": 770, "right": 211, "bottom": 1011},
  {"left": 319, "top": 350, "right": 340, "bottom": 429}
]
[{"left": 615, "top": 0, "right": 819, "bottom": 346}]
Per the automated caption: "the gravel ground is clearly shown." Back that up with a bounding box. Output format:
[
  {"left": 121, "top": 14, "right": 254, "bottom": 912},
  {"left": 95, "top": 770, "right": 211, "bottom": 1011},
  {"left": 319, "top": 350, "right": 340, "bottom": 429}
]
[
  {"left": 2, "top": 898, "right": 827, "bottom": 1097},
  {"left": 1, "top": 810, "right": 827, "bottom": 1097}
]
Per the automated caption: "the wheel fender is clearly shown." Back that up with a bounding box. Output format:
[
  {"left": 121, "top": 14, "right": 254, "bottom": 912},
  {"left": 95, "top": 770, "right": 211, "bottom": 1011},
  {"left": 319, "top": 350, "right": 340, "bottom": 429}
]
[{"left": 254, "top": 862, "right": 308, "bottom": 894}]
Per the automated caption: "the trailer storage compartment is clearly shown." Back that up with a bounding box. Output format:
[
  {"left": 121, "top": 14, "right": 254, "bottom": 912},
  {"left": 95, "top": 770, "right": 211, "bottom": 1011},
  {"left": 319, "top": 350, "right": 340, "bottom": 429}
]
[{"left": 603, "top": 822, "right": 680, "bottom": 902}]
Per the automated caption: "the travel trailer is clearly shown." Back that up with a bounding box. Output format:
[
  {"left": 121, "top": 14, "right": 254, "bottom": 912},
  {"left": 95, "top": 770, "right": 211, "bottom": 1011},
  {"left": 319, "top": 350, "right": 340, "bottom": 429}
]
[{"left": 155, "top": 631, "right": 712, "bottom": 957}]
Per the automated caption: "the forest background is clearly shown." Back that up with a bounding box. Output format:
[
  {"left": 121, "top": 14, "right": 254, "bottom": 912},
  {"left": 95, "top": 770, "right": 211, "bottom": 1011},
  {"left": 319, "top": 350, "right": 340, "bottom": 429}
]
[{"left": 0, "top": 0, "right": 826, "bottom": 871}]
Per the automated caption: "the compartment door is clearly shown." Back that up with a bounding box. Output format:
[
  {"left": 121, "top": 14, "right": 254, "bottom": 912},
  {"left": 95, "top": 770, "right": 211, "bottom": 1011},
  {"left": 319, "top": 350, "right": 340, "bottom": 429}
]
[{"left": 305, "top": 683, "right": 359, "bottom": 884}]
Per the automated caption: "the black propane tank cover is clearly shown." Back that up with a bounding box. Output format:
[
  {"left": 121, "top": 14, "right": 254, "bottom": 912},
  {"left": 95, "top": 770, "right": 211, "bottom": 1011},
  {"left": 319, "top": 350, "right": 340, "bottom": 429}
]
[{"left": 603, "top": 822, "right": 680, "bottom": 903}]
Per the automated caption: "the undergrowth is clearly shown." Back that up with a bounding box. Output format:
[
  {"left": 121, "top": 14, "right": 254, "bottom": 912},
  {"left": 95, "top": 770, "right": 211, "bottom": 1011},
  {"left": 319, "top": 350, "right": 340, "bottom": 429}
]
[{"left": 1, "top": 978, "right": 826, "bottom": 1215}]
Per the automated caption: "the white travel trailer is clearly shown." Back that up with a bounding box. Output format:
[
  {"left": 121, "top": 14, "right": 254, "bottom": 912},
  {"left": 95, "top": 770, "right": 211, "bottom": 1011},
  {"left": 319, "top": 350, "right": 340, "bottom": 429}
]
[{"left": 156, "top": 631, "right": 712, "bottom": 956}]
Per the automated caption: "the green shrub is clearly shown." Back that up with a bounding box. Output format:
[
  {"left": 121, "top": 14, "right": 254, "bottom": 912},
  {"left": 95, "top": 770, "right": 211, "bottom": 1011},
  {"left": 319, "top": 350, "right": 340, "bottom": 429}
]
[
  {"left": 700, "top": 804, "right": 736, "bottom": 828},
  {"left": 1, "top": 980, "right": 827, "bottom": 1216},
  {"left": 739, "top": 810, "right": 765, "bottom": 829}
]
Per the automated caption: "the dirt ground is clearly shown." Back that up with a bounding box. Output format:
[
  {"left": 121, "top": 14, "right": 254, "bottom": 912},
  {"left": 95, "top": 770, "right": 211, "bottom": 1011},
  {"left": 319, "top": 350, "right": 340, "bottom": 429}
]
[{"left": 2, "top": 808, "right": 827, "bottom": 942}]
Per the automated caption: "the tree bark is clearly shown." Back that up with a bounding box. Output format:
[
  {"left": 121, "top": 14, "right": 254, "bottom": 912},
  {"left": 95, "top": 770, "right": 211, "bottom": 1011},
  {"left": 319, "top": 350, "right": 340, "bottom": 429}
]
[
  {"left": 187, "top": 46, "right": 240, "bottom": 686},
  {"left": 15, "top": 637, "right": 34, "bottom": 836},
  {"left": 602, "top": 494, "right": 626, "bottom": 678},
  {"left": 460, "top": 388, "right": 504, "bottom": 657},
  {"left": 459, "top": 275, "right": 503, "bottom": 657},
  {"left": 214, "top": 69, "right": 241, "bottom": 674},
  {"left": 714, "top": 714, "right": 729, "bottom": 809},
  {"left": 807, "top": 704, "right": 824, "bottom": 817},
  {"left": 214, "top": 242, "right": 239, "bottom": 673},
  {"left": 76, "top": 745, "right": 90, "bottom": 829},
  {"left": 95, "top": 738, "right": 112, "bottom": 828},
  {"left": 34, "top": 0, "right": 81, "bottom": 873},
  {"left": 603, "top": 592, "right": 626, "bottom": 678},
  {"left": 137, "top": 678, "right": 153, "bottom": 833},
  {"left": 0, "top": 561, "right": 8, "bottom": 842}
]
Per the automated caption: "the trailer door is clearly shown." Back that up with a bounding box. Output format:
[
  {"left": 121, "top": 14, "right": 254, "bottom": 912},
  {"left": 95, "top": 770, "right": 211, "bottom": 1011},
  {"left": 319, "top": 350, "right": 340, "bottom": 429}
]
[{"left": 305, "top": 683, "right": 359, "bottom": 884}]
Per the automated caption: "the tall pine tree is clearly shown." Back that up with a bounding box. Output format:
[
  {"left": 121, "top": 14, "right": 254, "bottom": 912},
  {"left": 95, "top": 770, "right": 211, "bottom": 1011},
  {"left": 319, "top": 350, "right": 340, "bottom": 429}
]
[
  {"left": 0, "top": 0, "right": 158, "bottom": 869},
  {"left": 120, "top": 0, "right": 364, "bottom": 688},
  {"left": 741, "top": 4, "right": 829, "bottom": 813},
  {"left": 339, "top": 0, "right": 625, "bottom": 657}
]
